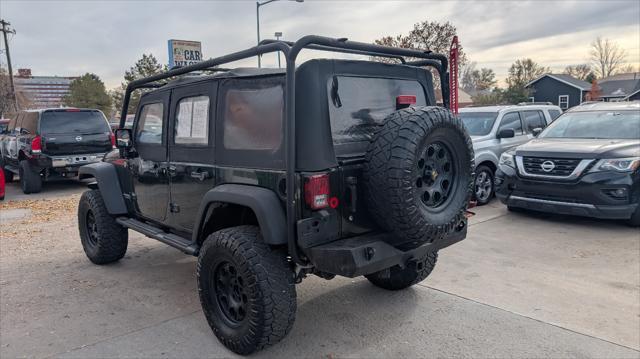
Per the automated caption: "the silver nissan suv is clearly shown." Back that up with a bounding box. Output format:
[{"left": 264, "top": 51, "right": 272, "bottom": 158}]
[{"left": 459, "top": 103, "right": 562, "bottom": 205}]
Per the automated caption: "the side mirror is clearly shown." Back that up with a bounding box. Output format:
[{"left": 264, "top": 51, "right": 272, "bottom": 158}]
[
  {"left": 496, "top": 128, "right": 515, "bottom": 139},
  {"left": 115, "top": 128, "right": 132, "bottom": 149},
  {"left": 532, "top": 127, "right": 543, "bottom": 137}
]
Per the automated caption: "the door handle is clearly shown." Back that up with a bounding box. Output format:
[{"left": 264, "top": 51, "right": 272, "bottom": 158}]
[{"left": 190, "top": 171, "right": 208, "bottom": 181}]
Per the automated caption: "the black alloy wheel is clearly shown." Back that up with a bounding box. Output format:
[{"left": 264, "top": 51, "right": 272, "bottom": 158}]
[
  {"left": 212, "top": 261, "right": 248, "bottom": 326},
  {"left": 415, "top": 141, "right": 456, "bottom": 209}
]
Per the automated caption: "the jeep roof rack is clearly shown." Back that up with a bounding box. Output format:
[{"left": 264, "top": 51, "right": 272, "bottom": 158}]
[{"left": 119, "top": 35, "right": 451, "bottom": 266}]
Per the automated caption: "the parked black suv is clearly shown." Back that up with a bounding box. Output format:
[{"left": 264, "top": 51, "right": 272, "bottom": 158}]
[
  {"left": 77, "top": 36, "right": 473, "bottom": 355},
  {"left": 496, "top": 101, "right": 640, "bottom": 226},
  {"left": 0, "top": 108, "right": 114, "bottom": 194}
]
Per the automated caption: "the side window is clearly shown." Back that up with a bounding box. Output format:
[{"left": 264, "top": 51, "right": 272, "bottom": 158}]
[
  {"left": 498, "top": 112, "right": 523, "bottom": 135},
  {"left": 548, "top": 109, "right": 562, "bottom": 121},
  {"left": 21, "top": 112, "right": 38, "bottom": 134},
  {"left": 523, "top": 110, "right": 546, "bottom": 133},
  {"left": 136, "top": 103, "right": 164, "bottom": 145},
  {"left": 222, "top": 83, "right": 283, "bottom": 151},
  {"left": 175, "top": 95, "right": 210, "bottom": 145}
]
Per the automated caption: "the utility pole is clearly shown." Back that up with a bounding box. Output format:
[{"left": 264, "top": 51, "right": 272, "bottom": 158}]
[{"left": 0, "top": 19, "right": 18, "bottom": 111}]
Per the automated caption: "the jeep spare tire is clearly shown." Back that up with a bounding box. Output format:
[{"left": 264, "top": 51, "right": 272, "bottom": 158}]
[{"left": 364, "top": 106, "right": 474, "bottom": 246}]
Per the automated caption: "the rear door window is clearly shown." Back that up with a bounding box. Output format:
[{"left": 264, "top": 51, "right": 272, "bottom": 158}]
[
  {"left": 498, "top": 112, "right": 523, "bottom": 135},
  {"left": 522, "top": 110, "right": 546, "bottom": 133},
  {"left": 548, "top": 109, "right": 562, "bottom": 121},
  {"left": 40, "top": 110, "right": 110, "bottom": 135},
  {"left": 327, "top": 76, "right": 427, "bottom": 147},
  {"left": 175, "top": 95, "right": 210, "bottom": 145}
]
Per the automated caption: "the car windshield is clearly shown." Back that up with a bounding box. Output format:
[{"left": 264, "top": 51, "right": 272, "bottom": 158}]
[
  {"left": 40, "top": 110, "right": 110, "bottom": 135},
  {"left": 458, "top": 112, "right": 498, "bottom": 136},
  {"left": 539, "top": 110, "right": 640, "bottom": 139}
]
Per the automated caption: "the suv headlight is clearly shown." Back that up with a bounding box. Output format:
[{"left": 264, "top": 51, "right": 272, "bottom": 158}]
[
  {"left": 499, "top": 151, "right": 516, "bottom": 169},
  {"left": 589, "top": 157, "right": 640, "bottom": 173}
]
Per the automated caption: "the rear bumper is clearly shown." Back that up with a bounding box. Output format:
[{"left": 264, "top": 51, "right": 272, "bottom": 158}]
[
  {"left": 306, "top": 223, "right": 467, "bottom": 278},
  {"left": 29, "top": 153, "right": 106, "bottom": 176}
]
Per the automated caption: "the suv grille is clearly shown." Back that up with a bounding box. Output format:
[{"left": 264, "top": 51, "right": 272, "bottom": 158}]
[{"left": 522, "top": 157, "right": 580, "bottom": 177}]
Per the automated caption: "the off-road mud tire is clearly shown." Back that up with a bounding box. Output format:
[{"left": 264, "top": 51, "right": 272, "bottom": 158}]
[
  {"left": 197, "top": 225, "right": 296, "bottom": 355},
  {"left": 78, "top": 189, "right": 128, "bottom": 264},
  {"left": 364, "top": 106, "right": 474, "bottom": 246},
  {"left": 365, "top": 251, "right": 438, "bottom": 290}
]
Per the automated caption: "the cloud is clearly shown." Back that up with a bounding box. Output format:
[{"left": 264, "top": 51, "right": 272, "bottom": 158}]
[{"left": 1, "top": 0, "right": 638, "bottom": 89}]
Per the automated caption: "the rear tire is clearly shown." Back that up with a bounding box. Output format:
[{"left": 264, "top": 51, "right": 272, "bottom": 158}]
[
  {"left": 474, "top": 165, "right": 494, "bottom": 206},
  {"left": 366, "top": 252, "right": 438, "bottom": 290},
  {"left": 197, "top": 225, "right": 296, "bottom": 355},
  {"left": 1, "top": 161, "right": 14, "bottom": 183},
  {"left": 19, "top": 160, "right": 42, "bottom": 194},
  {"left": 78, "top": 190, "right": 128, "bottom": 264}
]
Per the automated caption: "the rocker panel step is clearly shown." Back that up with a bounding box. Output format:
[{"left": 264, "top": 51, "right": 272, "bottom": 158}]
[{"left": 116, "top": 217, "right": 198, "bottom": 255}]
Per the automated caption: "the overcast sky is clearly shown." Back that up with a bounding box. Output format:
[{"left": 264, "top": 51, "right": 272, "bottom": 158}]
[{"left": 1, "top": 0, "right": 639, "bottom": 88}]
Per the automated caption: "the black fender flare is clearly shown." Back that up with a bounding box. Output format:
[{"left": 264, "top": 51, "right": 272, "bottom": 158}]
[
  {"left": 78, "top": 162, "right": 128, "bottom": 215},
  {"left": 193, "top": 184, "right": 287, "bottom": 246}
]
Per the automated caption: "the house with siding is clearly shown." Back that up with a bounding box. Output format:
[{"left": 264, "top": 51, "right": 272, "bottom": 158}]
[
  {"left": 597, "top": 72, "right": 640, "bottom": 102},
  {"left": 525, "top": 74, "right": 591, "bottom": 110}
]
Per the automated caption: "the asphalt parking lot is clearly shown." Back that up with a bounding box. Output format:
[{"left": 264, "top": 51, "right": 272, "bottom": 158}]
[{"left": 1, "top": 181, "right": 639, "bottom": 358}]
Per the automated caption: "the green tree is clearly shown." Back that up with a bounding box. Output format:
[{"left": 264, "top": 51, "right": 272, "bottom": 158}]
[
  {"left": 63, "top": 73, "right": 112, "bottom": 114},
  {"left": 461, "top": 62, "right": 497, "bottom": 94},
  {"left": 504, "top": 59, "right": 549, "bottom": 104},
  {"left": 373, "top": 21, "right": 466, "bottom": 90},
  {"left": 111, "top": 54, "right": 168, "bottom": 115}
]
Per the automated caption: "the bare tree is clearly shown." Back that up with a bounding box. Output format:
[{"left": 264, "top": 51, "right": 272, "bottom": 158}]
[
  {"left": 563, "top": 64, "right": 594, "bottom": 81},
  {"left": 461, "top": 62, "right": 496, "bottom": 94},
  {"left": 373, "top": 21, "right": 465, "bottom": 92},
  {"left": 616, "top": 64, "right": 638, "bottom": 74},
  {"left": 590, "top": 37, "right": 627, "bottom": 78}
]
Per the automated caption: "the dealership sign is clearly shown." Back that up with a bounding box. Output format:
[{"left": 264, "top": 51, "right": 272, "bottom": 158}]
[{"left": 168, "top": 39, "right": 203, "bottom": 69}]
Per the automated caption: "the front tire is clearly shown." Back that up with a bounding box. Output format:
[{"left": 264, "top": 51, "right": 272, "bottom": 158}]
[
  {"left": 78, "top": 190, "right": 128, "bottom": 264},
  {"left": 19, "top": 160, "right": 42, "bottom": 194},
  {"left": 365, "top": 252, "right": 438, "bottom": 290},
  {"left": 474, "top": 165, "right": 494, "bottom": 206},
  {"left": 197, "top": 225, "right": 296, "bottom": 355}
]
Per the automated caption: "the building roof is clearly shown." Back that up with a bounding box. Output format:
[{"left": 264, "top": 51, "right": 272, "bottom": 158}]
[
  {"left": 597, "top": 72, "right": 640, "bottom": 99},
  {"left": 526, "top": 73, "right": 591, "bottom": 91}
]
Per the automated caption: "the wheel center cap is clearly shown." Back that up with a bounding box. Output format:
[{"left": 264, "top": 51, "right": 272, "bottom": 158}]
[{"left": 431, "top": 170, "right": 439, "bottom": 180}]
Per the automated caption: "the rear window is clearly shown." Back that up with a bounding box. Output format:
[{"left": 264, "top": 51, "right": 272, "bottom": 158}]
[
  {"left": 40, "top": 110, "right": 110, "bottom": 135},
  {"left": 327, "top": 76, "right": 427, "bottom": 149}
]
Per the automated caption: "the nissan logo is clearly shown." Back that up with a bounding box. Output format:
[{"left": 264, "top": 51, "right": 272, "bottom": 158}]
[
  {"left": 75, "top": 135, "right": 83, "bottom": 142},
  {"left": 541, "top": 160, "right": 555, "bottom": 172}
]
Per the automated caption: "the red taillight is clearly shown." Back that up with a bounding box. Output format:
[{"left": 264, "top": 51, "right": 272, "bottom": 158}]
[
  {"left": 66, "top": 108, "right": 81, "bottom": 112},
  {"left": 396, "top": 95, "right": 417, "bottom": 109},
  {"left": 304, "top": 174, "right": 330, "bottom": 210},
  {"left": 110, "top": 132, "right": 116, "bottom": 148},
  {"left": 31, "top": 135, "right": 42, "bottom": 153}
]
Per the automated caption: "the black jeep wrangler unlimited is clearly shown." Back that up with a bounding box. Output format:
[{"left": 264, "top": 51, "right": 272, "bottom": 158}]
[{"left": 77, "top": 36, "right": 474, "bottom": 355}]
